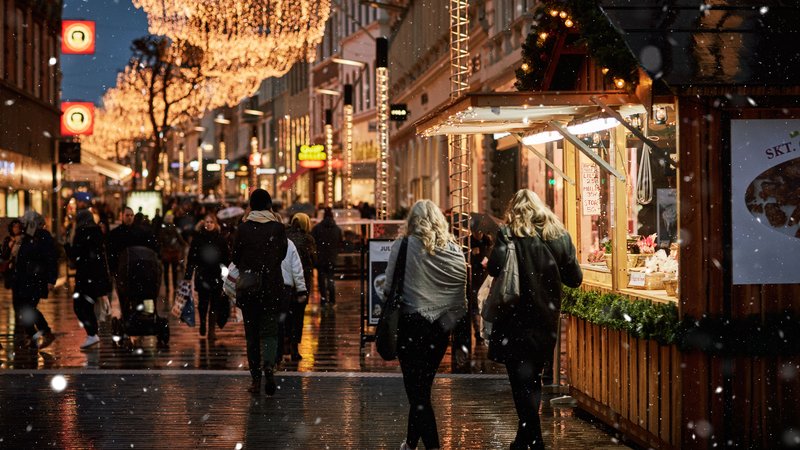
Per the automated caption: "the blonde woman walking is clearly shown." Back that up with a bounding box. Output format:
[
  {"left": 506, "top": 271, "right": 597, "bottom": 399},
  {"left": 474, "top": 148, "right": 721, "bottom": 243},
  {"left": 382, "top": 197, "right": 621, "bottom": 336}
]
[
  {"left": 384, "top": 200, "right": 467, "bottom": 450},
  {"left": 486, "top": 189, "right": 583, "bottom": 450}
]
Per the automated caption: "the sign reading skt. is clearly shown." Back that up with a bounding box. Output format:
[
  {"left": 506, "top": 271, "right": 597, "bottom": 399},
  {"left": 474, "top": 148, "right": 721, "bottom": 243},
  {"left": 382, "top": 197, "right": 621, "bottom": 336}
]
[
  {"left": 62, "top": 21, "right": 96, "bottom": 55},
  {"left": 297, "top": 144, "right": 326, "bottom": 169}
]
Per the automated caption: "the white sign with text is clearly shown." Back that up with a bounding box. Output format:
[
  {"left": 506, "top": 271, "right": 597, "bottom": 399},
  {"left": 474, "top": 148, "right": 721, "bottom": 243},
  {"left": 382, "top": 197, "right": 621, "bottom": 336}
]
[
  {"left": 731, "top": 120, "right": 800, "bottom": 284},
  {"left": 582, "top": 163, "right": 601, "bottom": 215}
]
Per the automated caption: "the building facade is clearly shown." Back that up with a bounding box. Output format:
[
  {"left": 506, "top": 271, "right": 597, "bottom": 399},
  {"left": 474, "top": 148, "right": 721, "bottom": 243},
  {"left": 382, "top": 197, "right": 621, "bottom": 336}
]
[{"left": 0, "top": 0, "right": 61, "bottom": 223}]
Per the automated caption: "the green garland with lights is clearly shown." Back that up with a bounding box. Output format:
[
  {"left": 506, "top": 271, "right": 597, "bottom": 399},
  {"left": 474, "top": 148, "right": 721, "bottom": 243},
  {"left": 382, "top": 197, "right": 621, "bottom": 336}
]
[
  {"left": 515, "top": 0, "right": 639, "bottom": 92},
  {"left": 561, "top": 287, "right": 680, "bottom": 345}
]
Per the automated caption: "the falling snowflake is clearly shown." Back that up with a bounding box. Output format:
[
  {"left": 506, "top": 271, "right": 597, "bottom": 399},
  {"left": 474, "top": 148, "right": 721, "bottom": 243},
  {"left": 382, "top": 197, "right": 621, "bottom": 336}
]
[{"left": 51, "top": 375, "right": 67, "bottom": 392}]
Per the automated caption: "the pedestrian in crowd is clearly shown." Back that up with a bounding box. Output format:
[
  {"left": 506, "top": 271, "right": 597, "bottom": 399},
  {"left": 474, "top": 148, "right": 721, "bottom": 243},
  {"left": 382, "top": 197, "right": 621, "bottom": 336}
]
[
  {"left": 311, "top": 207, "right": 342, "bottom": 306},
  {"left": 107, "top": 206, "right": 159, "bottom": 277},
  {"left": 384, "top": 200, "right": 468, "bottom": 450},
  {"left": 276, "top": 239, "right": 307, "bottom": 362},
  {"left": 285, "top": 213, "right": 316, "bottom": 361},
  {"left": 469, "top": 226, "right": 493, "bottom": 343},
  {"left": 1, "top": 219, "right": 23, "bottom": 303},
  {"left": 232, "top": 189, "right": 288, "bottom": 395},
  {"left": 486, "top": 189, "right": 583, "bottom": 450},
  {"left": 159, "top": 213, "right": 187, "bottom": 294},
  {"left": 184, "top": 213, "right": 230, "bottom": 339},
  {"left": 151, "top": 208, "right": 163, "bottom": 232},
  {"left": 12, "top": 211, "right": 59, "bottom": 349},
  {"left": 68, "top": 209, "right": 111, "bottom": 349}
]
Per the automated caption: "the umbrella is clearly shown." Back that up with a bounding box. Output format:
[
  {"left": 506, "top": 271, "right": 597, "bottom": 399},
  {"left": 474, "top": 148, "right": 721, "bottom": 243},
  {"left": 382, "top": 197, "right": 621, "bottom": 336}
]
[
  {"left": 470, "top": 212, "right": 503, "bottom": 237},
  {"left": 217, "top": 206, "right": 246, "bottom": 220}
]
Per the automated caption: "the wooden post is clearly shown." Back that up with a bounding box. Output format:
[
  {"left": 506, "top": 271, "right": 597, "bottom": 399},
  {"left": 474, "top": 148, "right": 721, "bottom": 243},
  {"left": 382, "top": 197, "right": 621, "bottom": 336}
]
[
  {"left": 611, "top": 126, "right": 629, "bottom": 290},
  {"left": 563, "top": 140, "right": 579, "bottom": 246}
]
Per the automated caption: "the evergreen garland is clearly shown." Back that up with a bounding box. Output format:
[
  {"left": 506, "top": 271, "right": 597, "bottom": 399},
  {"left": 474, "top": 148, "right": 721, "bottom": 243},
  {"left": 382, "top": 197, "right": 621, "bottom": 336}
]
[
  {"left": 562, "top": 287, "right": 800, "bottom": 356},
  {"left": 515, "top": 0, "right": 640, "bottom": 92},
  {"left": 561, "top": 287, "right": 680, "bottom": 345}
]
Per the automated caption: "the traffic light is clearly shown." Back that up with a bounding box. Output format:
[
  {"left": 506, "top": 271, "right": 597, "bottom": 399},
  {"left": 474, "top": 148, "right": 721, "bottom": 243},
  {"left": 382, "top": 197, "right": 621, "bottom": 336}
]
[{"left": 547, "top": 170, "right": 556, "bottom": 186}]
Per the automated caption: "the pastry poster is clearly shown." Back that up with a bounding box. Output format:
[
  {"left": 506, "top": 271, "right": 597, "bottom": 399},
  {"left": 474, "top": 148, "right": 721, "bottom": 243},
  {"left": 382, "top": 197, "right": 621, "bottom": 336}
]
[{"left": 731, "top": 120, "right": 800, "bottom": 285}]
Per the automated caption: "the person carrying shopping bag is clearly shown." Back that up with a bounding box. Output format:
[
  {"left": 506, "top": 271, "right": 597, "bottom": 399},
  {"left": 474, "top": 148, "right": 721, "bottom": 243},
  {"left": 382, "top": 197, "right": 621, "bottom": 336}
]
[
  {"left": 276, "top": 239, "right": 307, "bottom": 362},
  {"left": 384, "top": 200, "right": 467, "bottom": 450},
  {"left": 486, "top": 189, "right": 582, "bottom": 450},
  {"left": 286, "top": 213, "right": 316, "bottom": 361}
]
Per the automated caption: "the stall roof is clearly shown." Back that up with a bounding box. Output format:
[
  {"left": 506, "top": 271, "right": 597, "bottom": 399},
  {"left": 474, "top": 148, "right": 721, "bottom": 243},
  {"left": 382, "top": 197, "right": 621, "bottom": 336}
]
[
  {"left": 414, "top": 91, "right": 642, "bottom": 137},
  {"left": 600, "top": 1, "right": 800, "bottom": 86}
]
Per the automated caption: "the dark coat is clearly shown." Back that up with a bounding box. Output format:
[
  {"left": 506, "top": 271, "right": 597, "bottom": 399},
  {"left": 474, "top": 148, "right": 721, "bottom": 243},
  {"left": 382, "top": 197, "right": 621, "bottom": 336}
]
[
  {"left": 311, "top": 218, "right": 342, "bottom": 270},
  {"left": 287, "top": 227, "right": 316, "bottom": 289},
  {"left": 232, "top": 220, "right": 288, "bottom": 312},
  {"left": 486, "top": 227, "right": 582, "bottom": 365},
  {"left": 69, "top": 225, "right": 112, "bottom": 298},
  {"left": 185, "top": 229, "right": 230, "bottom": 292},
  {"left": 13, "top": 229, "right": 58, "bottom": 299},
  {"left": 107, "top": 223, "right": 159, "bottom": 276}
]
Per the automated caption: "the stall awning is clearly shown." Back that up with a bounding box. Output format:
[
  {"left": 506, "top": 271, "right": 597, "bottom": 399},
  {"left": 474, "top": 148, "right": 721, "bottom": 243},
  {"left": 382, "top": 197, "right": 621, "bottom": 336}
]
[
  {"left": 80, "top": 151, "right": 133, "bottom": 181},
  {"left": 415, "top": 91, "right": 641, "bottom": 137},
  {"left": 414, "top": 91, "right": 644, "bottom": 183},
  {"left": 279, "top": 167, "right": 311, "bottom": 190}
]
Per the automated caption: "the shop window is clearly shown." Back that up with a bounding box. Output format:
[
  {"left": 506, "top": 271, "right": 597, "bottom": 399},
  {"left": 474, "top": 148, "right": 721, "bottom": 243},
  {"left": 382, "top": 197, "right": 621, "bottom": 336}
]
[
  {"left": 7, "top": 191, "right": 18, "bottom": 218},
  {"left": 569, "top": 108, "right": 679, "bottom": 302}
]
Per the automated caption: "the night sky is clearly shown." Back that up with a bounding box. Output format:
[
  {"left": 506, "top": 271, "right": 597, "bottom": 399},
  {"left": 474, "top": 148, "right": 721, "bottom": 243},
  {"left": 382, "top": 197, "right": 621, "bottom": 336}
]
[{"left": 60, "top": 0, "right": 149, "bottom": 105}]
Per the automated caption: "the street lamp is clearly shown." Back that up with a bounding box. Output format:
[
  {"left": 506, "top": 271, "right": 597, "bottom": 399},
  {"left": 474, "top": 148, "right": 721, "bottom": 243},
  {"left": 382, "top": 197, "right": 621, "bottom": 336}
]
[
  {"left": 343, "top": 84, "right": 354, "bottom": 208},
  {"left": 375, "top": 37, "right": 390, "bottom": 220}
]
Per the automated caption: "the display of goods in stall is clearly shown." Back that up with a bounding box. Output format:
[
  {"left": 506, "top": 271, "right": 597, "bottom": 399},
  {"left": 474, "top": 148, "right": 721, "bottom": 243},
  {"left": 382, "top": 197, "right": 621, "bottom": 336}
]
[{"left": 663, "top": 278, "right": 678, "bottom": 297}]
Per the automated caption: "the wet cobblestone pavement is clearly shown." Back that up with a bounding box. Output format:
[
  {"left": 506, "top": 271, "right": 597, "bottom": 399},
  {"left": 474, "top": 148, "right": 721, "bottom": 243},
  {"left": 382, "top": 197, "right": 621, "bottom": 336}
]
[{"left": 0, "top": 276, "right": 632, "bottom": 449}]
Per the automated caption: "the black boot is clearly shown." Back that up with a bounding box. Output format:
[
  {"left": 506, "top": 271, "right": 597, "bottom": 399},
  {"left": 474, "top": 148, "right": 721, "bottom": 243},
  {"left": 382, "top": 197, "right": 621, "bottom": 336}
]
[
  {"left": 247, "top": 377, "right": 261, "bottom": 394},
  {"left": 290, "top": 342, "right": 302, "bottom": 361},
  {"left": 264, "top": 368, "right": 277, "bottom": 396}
]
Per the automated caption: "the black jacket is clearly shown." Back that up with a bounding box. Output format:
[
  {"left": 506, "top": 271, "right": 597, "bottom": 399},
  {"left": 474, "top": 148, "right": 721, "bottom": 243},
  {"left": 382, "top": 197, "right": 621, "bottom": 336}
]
[
  {"left": 13, "top": 229, "right": 58, "bottom": 299},
  {"left": 232, "top": 220, "right": 287, "bottom": 311},
  {"left": 287, "top": 227, "right": 317, "bottom": 288},
  {"left": 69, "top": 225, "right": 111, "bottom": 298},
  {"left": 185, "top": 229, "right": 230, "bottom": 291},
  {"left": 486, "top": 227, "right": 582, "bottom": 365},
  {"left": 107, "top": 223, "right": 159, "bottom": 276},
  {"left": 311, "top": 218, "right": 342, "bottom": 270}
]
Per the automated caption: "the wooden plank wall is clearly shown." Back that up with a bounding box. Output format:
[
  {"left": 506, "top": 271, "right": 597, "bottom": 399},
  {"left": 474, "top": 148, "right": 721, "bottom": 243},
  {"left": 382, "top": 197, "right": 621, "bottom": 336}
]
[
  {"left": 567, "top": 315, "right": 681, "bottom": 449},
  {"left": 678, "top": 98, "right": 800, "bottom": 448}
]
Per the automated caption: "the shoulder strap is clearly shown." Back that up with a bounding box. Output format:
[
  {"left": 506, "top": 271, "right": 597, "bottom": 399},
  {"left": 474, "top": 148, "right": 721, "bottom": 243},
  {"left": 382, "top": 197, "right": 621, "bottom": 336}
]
[{"left": 394, "top": 237, "right": 409, "bottom": 292}]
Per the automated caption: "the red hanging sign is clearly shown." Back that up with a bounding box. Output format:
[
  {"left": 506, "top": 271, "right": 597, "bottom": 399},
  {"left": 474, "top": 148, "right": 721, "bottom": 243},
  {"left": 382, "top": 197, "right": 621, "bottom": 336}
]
[
  {"left": 62, "top": 21, "right": 96, "bottom": 55},
  {"left": 61, "top": 102, "right": 95, "bottom": 136}
]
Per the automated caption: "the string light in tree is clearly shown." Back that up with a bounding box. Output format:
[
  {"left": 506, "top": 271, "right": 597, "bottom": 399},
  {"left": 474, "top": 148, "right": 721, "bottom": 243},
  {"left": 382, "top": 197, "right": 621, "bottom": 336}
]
[{"left": 325, "top": 109, "right": 334, "bottom": 209}]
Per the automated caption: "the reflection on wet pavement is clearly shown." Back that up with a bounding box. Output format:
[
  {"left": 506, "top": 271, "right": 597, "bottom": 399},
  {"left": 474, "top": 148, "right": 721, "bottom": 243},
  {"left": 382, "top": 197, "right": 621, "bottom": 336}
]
[
  {"left": 0, "top": 372, "right": 631, "bottom": 449},
  {"left": 0, "top": 279, "right": 506, "bottom": 374}
]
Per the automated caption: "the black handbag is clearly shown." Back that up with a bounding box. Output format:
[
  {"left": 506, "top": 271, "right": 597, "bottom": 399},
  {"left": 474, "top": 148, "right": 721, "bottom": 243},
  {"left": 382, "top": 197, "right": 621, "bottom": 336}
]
[{"left": 375, "top": 237, "right": 409, "bottom": 361}]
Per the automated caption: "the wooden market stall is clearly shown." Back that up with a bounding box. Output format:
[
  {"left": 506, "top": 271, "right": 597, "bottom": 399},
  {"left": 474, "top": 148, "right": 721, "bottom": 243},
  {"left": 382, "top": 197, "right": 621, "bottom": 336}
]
[{"left": 416, "top": 2, "right": 800, "bottom": 448}]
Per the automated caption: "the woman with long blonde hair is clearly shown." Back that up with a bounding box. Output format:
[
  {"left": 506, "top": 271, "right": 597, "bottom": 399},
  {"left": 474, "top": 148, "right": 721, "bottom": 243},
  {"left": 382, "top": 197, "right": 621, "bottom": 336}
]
[
  {"left": 487, "top": 189, "right": 582, "bottom": 450},
  {"left": 384, "top": 199, "right": 467, "bottom": 450}
]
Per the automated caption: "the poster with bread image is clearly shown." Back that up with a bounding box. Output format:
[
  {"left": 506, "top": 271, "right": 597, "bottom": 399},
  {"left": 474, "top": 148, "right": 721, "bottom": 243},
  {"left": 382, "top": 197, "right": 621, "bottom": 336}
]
[{"left": 731, "top": 120, "right": 800, "bottom": 284}]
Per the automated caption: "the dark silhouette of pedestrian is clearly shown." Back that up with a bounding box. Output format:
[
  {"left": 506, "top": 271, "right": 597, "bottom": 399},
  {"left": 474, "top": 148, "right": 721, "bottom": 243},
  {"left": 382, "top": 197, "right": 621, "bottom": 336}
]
[
  {"left": 68, "top": 209, "right": 111, "bottom": 349},
  {"left": 486, "top": 189, "right": 583, "bottom": 450},
  {"left": 385, "top": 200, "right": 468, "bottom": 450},
  {"left": 185, "top": 213, "right": 230, "bottom": 339},
  {"left": 13, "top": 211, "right": 58, "bottom": 349},
  {"left": 311, "top": 207, "right": 342, "bottom": 306},
  {"left": 232, "top": 189, "right": 287, "bottom": 395},
  {"left": 286, "top": 213, "right": 316, "bottom": 361}
]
